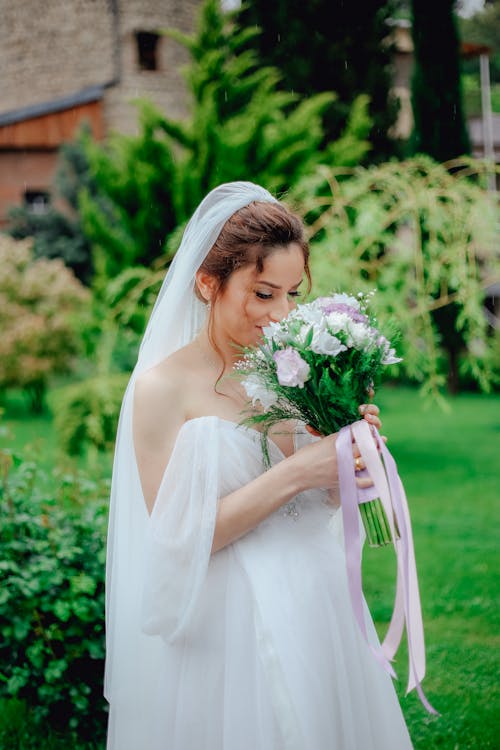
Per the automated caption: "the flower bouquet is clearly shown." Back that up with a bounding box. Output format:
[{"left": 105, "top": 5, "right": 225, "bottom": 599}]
[{"left": 236, "top": 291, "right": 402, "bottom": 547}]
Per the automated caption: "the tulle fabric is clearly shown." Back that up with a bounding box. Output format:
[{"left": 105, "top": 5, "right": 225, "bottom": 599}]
[
  {"left": 105, "top": 183, "right": 278, "bottom": 714},
  {"left": 107, "top": 418, "right": 413, "bottom": 749}
]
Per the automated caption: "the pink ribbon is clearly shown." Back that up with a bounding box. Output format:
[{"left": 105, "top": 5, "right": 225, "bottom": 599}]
[{"left": 336, "top": 420, "right": 438, "bottom": 715}]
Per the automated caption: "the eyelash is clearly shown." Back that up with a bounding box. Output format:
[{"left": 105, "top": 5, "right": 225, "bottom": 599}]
[{"left": 255, "top": 290, "right": 301, "bottom": 300}]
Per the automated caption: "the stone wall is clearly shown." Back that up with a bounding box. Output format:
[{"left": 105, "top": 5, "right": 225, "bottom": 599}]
[
  {"left": 0, "top": 0, "right": 202, "bottom": 133},
  {"left": 0, "top": 1, "right": 115, "bottom": 113}
]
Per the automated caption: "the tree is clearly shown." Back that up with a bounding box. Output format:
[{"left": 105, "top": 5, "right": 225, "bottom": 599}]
[
  {"left": 79, "top": 0, "right": 372, "bottom": 283},
  {"left": 296, "top": 156, "right": 499, "bottom": 396},
  {"left": 410, "top": 0, "right": 471, "bottom": 161},
  {"left": 235, "top": 0, "right": 401, "bottom": 161}
]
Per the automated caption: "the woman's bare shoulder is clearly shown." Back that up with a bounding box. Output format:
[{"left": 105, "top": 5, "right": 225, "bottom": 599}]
[{"left": 134, "top": 344, "right": 198, "bottom": 420}]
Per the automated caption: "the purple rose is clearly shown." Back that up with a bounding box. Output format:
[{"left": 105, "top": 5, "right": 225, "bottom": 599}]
[
  {"left": 323, "top": 302, "right": 368, "bottom": 323},
  {"left": 273, "top": 347, "right": 310, "bottom": 388}
]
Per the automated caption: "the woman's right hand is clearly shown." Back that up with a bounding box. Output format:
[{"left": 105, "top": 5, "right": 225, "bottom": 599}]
[
  {"left": 289, "top": 432, "right": 374, "bottom": 493},
  {"left": 288, "top": 434, "right": 340, "bottom": 492}
]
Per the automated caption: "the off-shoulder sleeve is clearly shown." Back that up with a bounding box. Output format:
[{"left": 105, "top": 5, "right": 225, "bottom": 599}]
[{"left": 141, "top": 417, "right": 220, "bottom": 642}]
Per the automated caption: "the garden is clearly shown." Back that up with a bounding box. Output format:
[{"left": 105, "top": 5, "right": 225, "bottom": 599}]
[{"left": 1, "top": 1, "right": 499, "bottom": 748}]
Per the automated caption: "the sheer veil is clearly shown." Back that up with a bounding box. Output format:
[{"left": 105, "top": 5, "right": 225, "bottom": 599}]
[{"left": 104, "top": 182, "right": 278, "bottom": 705}]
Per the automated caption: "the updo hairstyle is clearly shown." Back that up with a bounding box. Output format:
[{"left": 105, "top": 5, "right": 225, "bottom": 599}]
[{"left": 195, "top": 200, "right": 311, "bottom": 306}]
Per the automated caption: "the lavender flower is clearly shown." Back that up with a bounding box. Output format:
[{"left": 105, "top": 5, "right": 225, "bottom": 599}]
[{"left": 273, "top": 348, "right": 310, "bottom": 388}]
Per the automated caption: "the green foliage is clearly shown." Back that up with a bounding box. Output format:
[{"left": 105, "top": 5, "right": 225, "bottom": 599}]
[
  {"left": 6, "top": 129, "right": 97, "bottom": 284},
  {"left": 49, "top": 374, "right": 129, "bottom": 456},
  {"left": 0, "top": 235, "right": 90, "bottom": 412},
  {"left": 235, "top": 0, "right": 400, "bottom": 161},
  {"left": 410, "top": 0, "right": 471, "bottom": 161},
  {"left": 294, "top": 155, "right": 500, "bottom": 396},
  {"left": 0, "top": 452, "right": 108, "bottom": 742},
  {"left": 80, "top": 0, "right": 372, "bottom": 281},
  {"left": 459, "top": 0, "right": 500, "bottom": 85}
]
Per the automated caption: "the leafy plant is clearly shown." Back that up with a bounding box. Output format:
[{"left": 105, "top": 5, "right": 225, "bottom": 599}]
[
  {"left": 49, "top": 374, "right": 129, "bottom": 456},
  {"left": 295, "top": 155, "right": 500, "bottom": 396},
  {"left": 0, "top": 235, "right": 90, "bottom": 412},
  {"left": 0, "top": 451, "right": 109, "bottom": 741}
]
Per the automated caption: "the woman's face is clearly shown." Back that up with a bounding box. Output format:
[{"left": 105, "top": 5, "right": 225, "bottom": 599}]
[{"left": 211, "top": 242, "right": 306, "bottom": 349}]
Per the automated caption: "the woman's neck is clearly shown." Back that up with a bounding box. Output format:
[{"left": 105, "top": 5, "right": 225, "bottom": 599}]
[{"left": 194, "top": 327, "right": 242, "bottom": 374}]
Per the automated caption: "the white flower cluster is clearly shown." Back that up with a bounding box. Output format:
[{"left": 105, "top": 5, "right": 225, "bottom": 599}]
[
  {"left": 240, "top": 292, "right": 401, "bottom": 408},
  {"left": 262, "top": 292, "right": 382, "bottom": 357}
]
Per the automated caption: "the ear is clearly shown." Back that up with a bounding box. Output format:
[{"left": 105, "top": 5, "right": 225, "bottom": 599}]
[{"left": 195, "top": 270, "right": 218, "bottom": 304}]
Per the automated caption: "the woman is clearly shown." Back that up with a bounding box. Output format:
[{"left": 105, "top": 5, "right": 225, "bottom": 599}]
[{"left": 105, "top": 181, "right": 413, "bottom": 749}]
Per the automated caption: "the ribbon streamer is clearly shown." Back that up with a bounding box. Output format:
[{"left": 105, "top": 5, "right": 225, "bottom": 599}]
[{"left": 336, "top": 420, "right": 438, "bottom": 715}]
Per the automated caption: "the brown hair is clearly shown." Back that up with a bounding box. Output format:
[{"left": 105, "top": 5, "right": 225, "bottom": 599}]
[
  {"left": 195, "top": 200, "right": 311, "bottom": 305},
  {"left": 195, "top": 200, "right": 311, "bottom": 387}
]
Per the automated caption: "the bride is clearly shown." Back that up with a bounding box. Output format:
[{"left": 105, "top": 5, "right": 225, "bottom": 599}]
[{"left": 105, "top": 181, "right": 413, "bottom": 749}]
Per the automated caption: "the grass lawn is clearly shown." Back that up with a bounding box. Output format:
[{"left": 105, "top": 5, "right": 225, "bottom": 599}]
[
  {"left": 363, "top": 385, "right": 500, "bottom": 750},
  {"left": 1, "top": 384, "right": 499, "bottom": 749}
]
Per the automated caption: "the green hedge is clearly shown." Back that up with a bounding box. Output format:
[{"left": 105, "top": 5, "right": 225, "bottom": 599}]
[
  {"left": 49, "top": 373, "right": 129, "bottom": 455},
  {"left": 0, "top": 451, "right": 108, "bottom": 742}
]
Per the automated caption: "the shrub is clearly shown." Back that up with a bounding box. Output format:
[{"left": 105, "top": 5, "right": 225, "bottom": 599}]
[
  {"left": 49, "top": 374, "right": 129, "bottom": 455},
  {"left": 0, "top": 452, "right": 109, "bottom": 741},
  {"left": 0, "top": 235, "right": 90, "bottom": 412}
]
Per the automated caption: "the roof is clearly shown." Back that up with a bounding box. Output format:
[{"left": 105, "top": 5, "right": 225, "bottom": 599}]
[{"left": 0, "top": 85, "right": 105, "bottom": 127}]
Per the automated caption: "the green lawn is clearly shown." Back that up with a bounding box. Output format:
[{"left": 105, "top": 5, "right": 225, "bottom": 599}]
[
  {"left": 363, "top": 386, "right": 500, "bottom": 749},
  {"left": 1, "top": 385, "right": 499, "bottom": 749}
]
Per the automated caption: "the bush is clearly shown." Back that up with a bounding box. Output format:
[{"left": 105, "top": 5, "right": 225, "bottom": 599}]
[
  {"left": 49, "top": 374, "right": 129, "bottom": 455},
  {"left": 0, "top": 235, "right": 90, "bottom": 412},
  {"left": 0, "top": 452, "right": 108, "bottom": 742}
]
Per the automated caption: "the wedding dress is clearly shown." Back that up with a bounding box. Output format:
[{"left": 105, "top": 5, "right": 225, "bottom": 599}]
[
  {"left": 106, "top": 416, "right": 413, "bottom": 749},
  {"left": 105, "top": 181, "right": 414, "bottom": 749}
]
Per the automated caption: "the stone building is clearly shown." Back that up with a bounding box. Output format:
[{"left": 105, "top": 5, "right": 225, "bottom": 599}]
[{"left": 0, "top": 0, "right": 201, "bottom": 225}]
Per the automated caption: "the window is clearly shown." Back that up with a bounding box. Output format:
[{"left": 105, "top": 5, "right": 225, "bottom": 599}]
[
  {"left": 135, "top": 31, "right": 160, "bottom": 71},
  {"left": 24, "top": 190, "right": 50, "bottom": 215}
]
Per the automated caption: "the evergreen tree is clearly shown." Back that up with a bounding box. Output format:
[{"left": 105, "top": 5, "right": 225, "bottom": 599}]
[
  {"left": 80, "top": 0, "right": 372, "bottom": 280},
  {"left": 235, "top": 0, "right": 400, "bottom": 161},
  {"left": 6, "top": 129, "right": 96, "bottom": 284},
  {"left": 410, "top": 0, "right": 471, "bottom": 161}
]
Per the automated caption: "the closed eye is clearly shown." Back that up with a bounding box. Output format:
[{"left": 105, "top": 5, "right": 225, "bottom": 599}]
[{"left": 255, "top": 290, "right": 302, "bottom": 300}]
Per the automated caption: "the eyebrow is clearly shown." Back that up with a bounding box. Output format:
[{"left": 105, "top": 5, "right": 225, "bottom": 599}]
[{"left": 257, "top": 280, "right": 302, "bottom": 290}]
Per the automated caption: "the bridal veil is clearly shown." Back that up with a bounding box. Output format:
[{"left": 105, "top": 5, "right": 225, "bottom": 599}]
[{"left": 104, "top": 182, "right": 278, "bottom": 708}]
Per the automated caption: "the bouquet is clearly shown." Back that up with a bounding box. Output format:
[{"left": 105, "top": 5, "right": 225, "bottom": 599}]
[{"left": 236, "top": 291, "right": 402, "bottom": 547}]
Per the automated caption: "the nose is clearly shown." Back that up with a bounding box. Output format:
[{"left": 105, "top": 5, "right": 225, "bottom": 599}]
[{"left": 269, "top": 295, "right": 291, "bottom": 322}]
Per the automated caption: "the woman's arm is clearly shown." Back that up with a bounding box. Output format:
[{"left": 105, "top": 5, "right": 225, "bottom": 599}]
[{"left": 134, "top": 368, "right": 383, "bottom": 548}]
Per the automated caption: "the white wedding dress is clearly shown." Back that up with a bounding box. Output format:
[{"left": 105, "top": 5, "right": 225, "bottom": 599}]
[{"left": 106, "top": 416, "right": 413, "bottom": 750}]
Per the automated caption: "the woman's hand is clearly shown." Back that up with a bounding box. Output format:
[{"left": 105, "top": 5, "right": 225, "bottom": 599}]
[{"left": 301, "top": 399, "right": 387, "bottom": 492}]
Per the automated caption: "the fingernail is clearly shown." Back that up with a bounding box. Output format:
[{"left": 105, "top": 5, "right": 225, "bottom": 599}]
[{"left": 359, "top": 404, "right": 367, "bottom": 414}]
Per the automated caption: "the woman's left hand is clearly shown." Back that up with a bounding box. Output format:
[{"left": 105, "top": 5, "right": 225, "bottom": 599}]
[{"left": 357, "top": 402, "right": 387, "bottom": 444}]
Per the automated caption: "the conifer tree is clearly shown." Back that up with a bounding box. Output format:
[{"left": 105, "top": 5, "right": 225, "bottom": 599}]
[
  {"left": 236, "top": 0, "right": 400, "bottom": 161},
  {"left": 80, "top": 0, "right": 372, "bottom": 279},
  {"left": 410, "top": 0, "right": 471, "bottom": 161}
]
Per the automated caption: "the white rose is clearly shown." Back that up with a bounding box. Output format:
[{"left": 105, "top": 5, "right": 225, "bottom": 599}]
[
  {"left": 346, "top": 321, "right": 372, "bottom": 349},
  {"left": 311, "top": 331, "right": 347, "bottom": 357},
  {"left": 242, "top": 373, "right": 278, "bottom": 410},
  {"left": 326, "top": 311, "right": 350, "bottom": 334}
]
